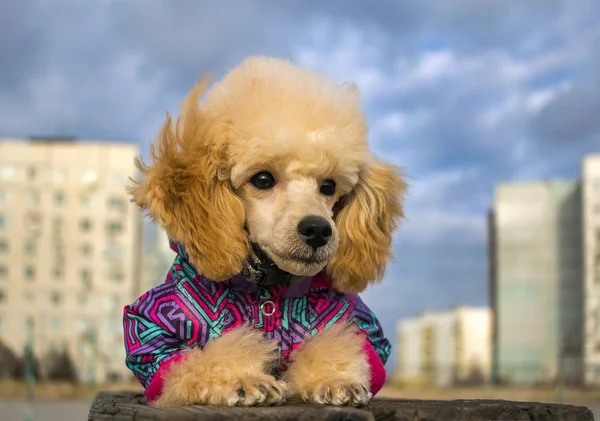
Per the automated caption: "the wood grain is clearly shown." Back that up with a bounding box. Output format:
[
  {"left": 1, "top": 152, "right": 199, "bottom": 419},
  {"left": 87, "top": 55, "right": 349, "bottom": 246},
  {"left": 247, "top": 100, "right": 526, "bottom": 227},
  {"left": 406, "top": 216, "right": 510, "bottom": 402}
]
[{"left": 88, "top": 390, "right": 595, "bottom": 420}]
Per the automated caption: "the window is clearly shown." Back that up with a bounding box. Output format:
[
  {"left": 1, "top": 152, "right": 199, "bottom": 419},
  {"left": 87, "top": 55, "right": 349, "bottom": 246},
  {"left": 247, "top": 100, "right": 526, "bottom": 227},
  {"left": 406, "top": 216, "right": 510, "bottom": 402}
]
[
  {"left": 80, "top": 269, "right": 92, "bottom": 288},
  {"left": 52, "top": 216, "right": 63, "bottom": 233},
  {"left": 54, "top": 169, "right": 68, "bottom": 183},
  {"left": 0, "top": 289, "right": 5, "bottom": 303},
  {"left": 54, "top": 192, "right": 66, "bottom": 206},
  {"left": 27, "top": 167, "right": 38, "bottom": 181},
  {"left": 81, "top": 194, "right": 96, "bottom": 209},
  {"left": 23, "top": 241, "right": 36, "bottom": 256},
  {"left": 110, "top": 172, "right": 127, "bottom": 187},
  {"left": 0, "top": 188, "right": 10, "bottom": 203},
  {"left": 105, "top": 295, "right": 119, "bottom": 311},
  {"left": 0, "top": 165, "right": 15, "bottom": 181},
  {"left": 81, "top": 243, "right": 92, "bottom": 257},
  {"left": 50, "top": 316, "right": 62, "bottom": 333},
  {"left": 54, "top": 243, "right": 66, "bottom": 260},
  {"left": 103, "top": 244, "right": 123, "bottom": 261},
  {"left": 0, "top": 239, "right": 8, "bottom": 253},
  {"left": 595, "top": 204, "right": 600, "bottom": 216},
  {"left": 53, "top": 267, "right": 63, "bottom": 281},
  {"left": 107, "top": 319, "right": 120, "bottom": 333},
  {"left": 50, "top": 291, "right": 62, "bottom": 306},
  {"left": 78, "top": 293, "right": 88, "bottom": 306},
  {"left": 109, "top": 270, "right": 124, "bottom": 284},
  {"left": 78, "top": 318, "right": 92, "bottom": 334},
  {"left": 106, "top": 221, "right": 124, "bottom": 236},
  {"left": 23, "top": 265, "right": 36, "bottom": 281},
  {"left": 27, "top": 190, "right": 39, "bottom": 206},
  {"left": 24, "top": 213, "right": 42, "bottom": 233},
  {"left": 0, "top": 214, "right": 7, "bottom": 230},
  {"left": 0, "top": 265, "right": 7, "bottom": 279},
  {"left": 23, "top": 291, "right": 34, "bottom": 304},
  {"left": 107, "top": 197, "right": 126, "bottom": 212},
  {"left": 80, "top": 219, "right": 93, "bottom": 233},
  {"left": 23, "top": 317, "right": 34, "bottom": 330}
]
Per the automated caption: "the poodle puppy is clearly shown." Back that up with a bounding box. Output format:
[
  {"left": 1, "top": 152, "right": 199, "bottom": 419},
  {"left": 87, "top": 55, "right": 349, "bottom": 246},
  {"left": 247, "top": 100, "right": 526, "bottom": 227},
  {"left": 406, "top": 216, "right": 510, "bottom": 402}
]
[{"left": 123, "top": 56, "right": 407, "bottom": 408}]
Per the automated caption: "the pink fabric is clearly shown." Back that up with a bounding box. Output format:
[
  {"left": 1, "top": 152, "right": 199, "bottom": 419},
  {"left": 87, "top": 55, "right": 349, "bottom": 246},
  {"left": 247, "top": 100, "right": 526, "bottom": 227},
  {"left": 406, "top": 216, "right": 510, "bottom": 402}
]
[
  {"left": 145, "top": 353, "right": 186, "bottom": 403},
  {"left": 363, "top": 340, "right": 386, "bottom": 395},
  {"left": 310, "top": 270, "right": 332, "bottom": 289}
]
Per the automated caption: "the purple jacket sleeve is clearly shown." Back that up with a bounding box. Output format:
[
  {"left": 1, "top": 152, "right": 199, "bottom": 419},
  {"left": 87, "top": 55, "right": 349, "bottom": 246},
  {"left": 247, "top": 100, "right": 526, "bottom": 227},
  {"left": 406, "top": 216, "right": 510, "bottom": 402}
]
[{"left": 123, "top": 288, "right": 188, "bottom": 395}]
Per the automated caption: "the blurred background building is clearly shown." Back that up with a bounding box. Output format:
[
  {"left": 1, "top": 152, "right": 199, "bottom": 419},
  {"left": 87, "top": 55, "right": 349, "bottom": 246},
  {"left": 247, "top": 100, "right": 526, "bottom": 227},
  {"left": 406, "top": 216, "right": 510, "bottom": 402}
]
[
  {"left": 0, "top": 137, "right": 143, "bottom": 383},
  {"left": 489, "top": 153, "right": 600, "bottom": 386},
  {"left": 140, "top": 227, "right": 176, "bottom": 292},
  {"left": 583, "top": 155, "right": 600, "bottom": 385},
  {"left": 395, "top": 306, "right": 491, "bottom": 387}
]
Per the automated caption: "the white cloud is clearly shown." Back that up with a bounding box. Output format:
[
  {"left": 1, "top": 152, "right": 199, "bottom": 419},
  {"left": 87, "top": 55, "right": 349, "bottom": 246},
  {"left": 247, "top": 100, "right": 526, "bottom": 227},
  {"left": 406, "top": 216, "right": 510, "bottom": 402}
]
[
  {"left": 525, "top": 81, "right": 572, "bottom": 114},
  {"left": 294, "top": 17, "right": 392, "bottom": 101},
  {"left": 411, "top": 50, "right": 456, "bottom": 82},
  {"left": 393, "top": 167, "right": 486, "bottom": 244}
]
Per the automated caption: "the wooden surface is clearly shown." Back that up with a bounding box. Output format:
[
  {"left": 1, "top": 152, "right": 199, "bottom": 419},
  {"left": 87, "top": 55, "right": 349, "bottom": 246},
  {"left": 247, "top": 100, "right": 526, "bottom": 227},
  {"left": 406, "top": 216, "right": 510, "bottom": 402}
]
[{"left": 88, "top": 390, "right": 595, "bottom": 421}]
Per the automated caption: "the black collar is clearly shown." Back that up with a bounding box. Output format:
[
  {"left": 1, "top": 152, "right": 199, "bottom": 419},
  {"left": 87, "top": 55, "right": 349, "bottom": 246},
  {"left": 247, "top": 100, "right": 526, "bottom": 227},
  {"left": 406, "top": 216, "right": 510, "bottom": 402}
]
[{"left": 240, "top": 243, "right": 306, "bottom": 286}]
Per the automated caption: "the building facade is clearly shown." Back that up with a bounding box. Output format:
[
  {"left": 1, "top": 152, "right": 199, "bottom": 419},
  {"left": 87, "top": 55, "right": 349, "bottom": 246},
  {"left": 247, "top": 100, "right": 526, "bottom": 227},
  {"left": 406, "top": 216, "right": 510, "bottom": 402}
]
[
  {"left": 0, "top": 137, "right": 143, "bottom": 383},
  {"left": 583, "top": 155, "right": 600, "bottom": 384},
  {"left": 490, "top": 176, "right": 587, "bottom": 385},
  {"left": 140, "top": 226, "right": 176, "bottom": 293},
  {"left": 395, "top": 306, "right": 491, "bottom": 387}
]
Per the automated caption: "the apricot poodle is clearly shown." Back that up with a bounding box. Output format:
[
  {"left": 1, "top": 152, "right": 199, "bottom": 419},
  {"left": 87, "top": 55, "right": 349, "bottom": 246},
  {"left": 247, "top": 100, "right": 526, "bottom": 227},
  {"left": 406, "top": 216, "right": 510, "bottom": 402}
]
[{"left": 123, "top": 56, "right": 407, "bottom": 408}]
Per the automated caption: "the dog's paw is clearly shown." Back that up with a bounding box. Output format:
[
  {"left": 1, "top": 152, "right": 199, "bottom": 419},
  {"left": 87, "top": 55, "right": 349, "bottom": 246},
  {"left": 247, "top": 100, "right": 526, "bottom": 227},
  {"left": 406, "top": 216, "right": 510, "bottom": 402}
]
[
  {"left": 233, "top": 375, "right": 287, "bottom": 407},
  {"left": 301, "top": 381, "right": 372, "bottom": 407}
]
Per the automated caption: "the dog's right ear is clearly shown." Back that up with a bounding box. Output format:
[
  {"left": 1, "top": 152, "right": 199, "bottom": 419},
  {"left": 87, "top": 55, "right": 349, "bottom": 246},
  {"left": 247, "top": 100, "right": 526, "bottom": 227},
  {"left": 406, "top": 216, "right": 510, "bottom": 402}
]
[{"left": 128, "top": 78, "right": 249, "bottom": 281}]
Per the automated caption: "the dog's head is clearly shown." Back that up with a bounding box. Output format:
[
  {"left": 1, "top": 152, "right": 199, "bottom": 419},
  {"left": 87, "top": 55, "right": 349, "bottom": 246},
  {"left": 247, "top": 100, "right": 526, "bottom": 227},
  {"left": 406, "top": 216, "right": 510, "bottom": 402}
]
[{"left": 130, "top": 57, "right": 407, "bottom": 293}]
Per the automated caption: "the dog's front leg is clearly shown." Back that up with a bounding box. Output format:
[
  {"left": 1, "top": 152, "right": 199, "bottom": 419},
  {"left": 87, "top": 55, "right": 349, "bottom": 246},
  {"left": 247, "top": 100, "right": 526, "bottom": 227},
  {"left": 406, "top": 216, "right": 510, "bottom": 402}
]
[
  {"left": 152, "top": 326, "right": 287, "bottom": 408},
  {"left": 282, "top": 322, "right": 373, "bottom": 406}
]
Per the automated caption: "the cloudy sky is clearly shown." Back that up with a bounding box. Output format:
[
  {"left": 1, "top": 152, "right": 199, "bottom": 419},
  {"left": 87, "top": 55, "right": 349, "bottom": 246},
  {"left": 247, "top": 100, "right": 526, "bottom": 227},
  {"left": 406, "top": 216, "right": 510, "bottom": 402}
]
[{"left": 3, "top": 0, "right": 599, "bottom": 368}]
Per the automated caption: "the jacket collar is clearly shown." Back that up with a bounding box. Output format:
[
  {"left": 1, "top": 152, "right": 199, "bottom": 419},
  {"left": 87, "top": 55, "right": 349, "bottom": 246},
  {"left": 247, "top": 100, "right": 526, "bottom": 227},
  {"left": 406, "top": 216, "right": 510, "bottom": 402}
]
[{"left": 169, "top": 239, "right": 332, "bottom": 298}]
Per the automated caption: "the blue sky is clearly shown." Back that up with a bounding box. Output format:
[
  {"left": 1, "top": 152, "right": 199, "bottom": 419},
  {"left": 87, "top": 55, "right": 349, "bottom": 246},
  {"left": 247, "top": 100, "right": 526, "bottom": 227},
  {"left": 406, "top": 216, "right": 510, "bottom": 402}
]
[{"left": 2, "top": 0, "right": 599, "bottom": 369}]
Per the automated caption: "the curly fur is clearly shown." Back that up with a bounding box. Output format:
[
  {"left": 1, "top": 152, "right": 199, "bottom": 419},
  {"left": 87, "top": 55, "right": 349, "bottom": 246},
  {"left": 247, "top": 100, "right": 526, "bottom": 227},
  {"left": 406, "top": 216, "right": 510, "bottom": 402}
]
[
  {"left": 129, "top": 56, "right": 407, "bottom": 407},
  {"left": 129, "top": 79, "right": 249, "bottom": 280},
  {"left": 153, "top": 326, "right": 286, "bottom": 407},
  {"left": 129, "top": 57, "right": 407, "bottom": 291},
  {"left": 282, "top": 321, "right": 372, "bottom": 405},
  {"left": 328, "top": 161, "right": 407, "bottom": 293}
]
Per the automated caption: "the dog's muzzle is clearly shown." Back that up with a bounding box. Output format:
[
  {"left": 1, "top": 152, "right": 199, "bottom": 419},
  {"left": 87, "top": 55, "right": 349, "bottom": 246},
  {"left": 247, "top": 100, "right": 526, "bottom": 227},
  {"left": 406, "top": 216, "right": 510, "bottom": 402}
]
[{"left": 240, "top": 243, "right": 306, "bottom": 286}]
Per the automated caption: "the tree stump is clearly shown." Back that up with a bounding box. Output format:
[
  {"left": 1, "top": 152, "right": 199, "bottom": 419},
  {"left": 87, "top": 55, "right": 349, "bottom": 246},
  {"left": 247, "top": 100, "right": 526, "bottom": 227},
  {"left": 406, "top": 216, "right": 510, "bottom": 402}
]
[{"left": 88, "top": 391, "right": 594, "bottom": 420}]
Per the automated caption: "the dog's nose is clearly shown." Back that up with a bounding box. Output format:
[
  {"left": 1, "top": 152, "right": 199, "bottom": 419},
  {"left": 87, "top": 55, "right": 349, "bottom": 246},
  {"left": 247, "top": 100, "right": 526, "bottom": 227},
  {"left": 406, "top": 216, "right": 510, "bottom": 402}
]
[{"left": 297, "top": 216, "right": 332, "bottom": 249}]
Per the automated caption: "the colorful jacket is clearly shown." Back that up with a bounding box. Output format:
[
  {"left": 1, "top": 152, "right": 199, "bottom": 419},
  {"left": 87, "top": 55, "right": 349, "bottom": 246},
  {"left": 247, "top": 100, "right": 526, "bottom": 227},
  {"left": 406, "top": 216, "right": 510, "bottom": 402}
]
[{"left": 123, "top": 241, "right": 391, "bottom": 403}]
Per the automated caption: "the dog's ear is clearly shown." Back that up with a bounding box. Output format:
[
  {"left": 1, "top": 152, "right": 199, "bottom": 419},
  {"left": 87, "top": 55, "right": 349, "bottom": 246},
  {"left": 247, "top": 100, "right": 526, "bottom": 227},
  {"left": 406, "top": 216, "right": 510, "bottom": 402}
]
[
  {"left": 128, "top": 78, "right": 249, "bottom": 281},
  {"left": 327, "top": 160, "right": 407, "bottom": 293}
]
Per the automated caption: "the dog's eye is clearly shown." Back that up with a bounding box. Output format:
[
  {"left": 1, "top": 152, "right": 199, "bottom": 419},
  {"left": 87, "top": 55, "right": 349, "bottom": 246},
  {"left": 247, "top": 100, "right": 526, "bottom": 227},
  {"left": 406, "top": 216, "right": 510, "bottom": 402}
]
[
  {"left": 250, "top": 172, "right": 276, "bottom": 189},
  {"left": 320, "top": 179, "right": 336, "bottom": 196}
]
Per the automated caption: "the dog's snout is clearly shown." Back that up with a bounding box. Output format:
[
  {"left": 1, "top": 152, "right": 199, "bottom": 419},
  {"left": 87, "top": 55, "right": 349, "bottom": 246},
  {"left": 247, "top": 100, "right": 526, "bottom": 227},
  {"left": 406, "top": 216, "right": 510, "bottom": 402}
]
[{"left": 297, "top": 216, "right": 332, "bottom": 249}]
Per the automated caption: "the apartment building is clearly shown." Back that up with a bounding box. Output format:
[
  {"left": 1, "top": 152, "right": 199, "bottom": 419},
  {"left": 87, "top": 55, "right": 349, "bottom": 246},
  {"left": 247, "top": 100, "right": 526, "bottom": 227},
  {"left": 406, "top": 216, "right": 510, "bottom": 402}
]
[
  {"left": 140, "top": 227, "right": 176, "bottom": 292},
  {"left": 490, "top": 180, "right": 584, "bottom": 385},
  {"left": 583, "top": 155, "right": 600, "bottom": 384},
  {"left": 488, "top": 156, "right": 600, "bottom": 386},
  {"left": 395, "top": 306, "right": 491, "bottom": 387},
  {"left": 0, "top": 137, "right": 143, "bottom": 383}
]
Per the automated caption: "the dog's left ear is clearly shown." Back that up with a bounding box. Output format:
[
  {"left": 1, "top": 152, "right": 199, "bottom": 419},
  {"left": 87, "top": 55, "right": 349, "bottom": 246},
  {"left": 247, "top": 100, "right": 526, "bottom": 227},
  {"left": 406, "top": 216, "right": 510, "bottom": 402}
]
[
  {"left": 128, "top": 78, "right": 249, "bottom": 281},
  {"left": 327, "top": 160, "right": 407, "bottom": 293}
]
